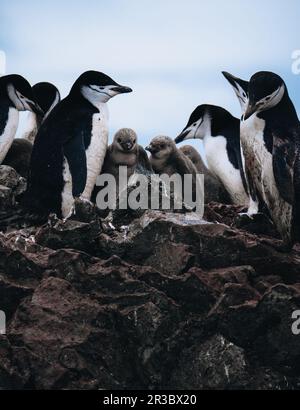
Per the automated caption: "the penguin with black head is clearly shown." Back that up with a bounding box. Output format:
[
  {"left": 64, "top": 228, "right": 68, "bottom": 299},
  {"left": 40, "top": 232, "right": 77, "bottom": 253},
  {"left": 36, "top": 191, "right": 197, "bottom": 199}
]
[
  {"left": 238, "top": 71, "right": 300, "bottom": 248},
  {"left": 26, "top": 70, "right": 132, "bottom": 218},
  {"left": 175, "top": 104, "right": 249, "bottom": 207},
  {"left": 223, "top": 71, "right": 265, "bottom": 216},
  {"left": 0, "top": 74, "right": 42, "bottom": 163},
  {"left": 3, "top": 82, "right": 60, "bottom": 177}
]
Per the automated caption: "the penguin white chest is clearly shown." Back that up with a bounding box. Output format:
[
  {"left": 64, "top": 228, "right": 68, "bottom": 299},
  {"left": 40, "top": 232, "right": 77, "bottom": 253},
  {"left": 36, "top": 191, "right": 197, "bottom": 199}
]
[
  {"left": 204, "top": 135, "right": 248, "bottom": 206},
  {"left": 61, "top": 105, "right": 109, "bottom": 218},
  {"left": 241, "top": 117, "right": 292, "bottom": 243},
  {"left": 241, "top": 118, "right": 275, "bottom": 203},
  {"left": 0, "top": 108, "right": 19, "bottom": 163},
  {"left": 82, "top": 106, "right": 109, "bottom": 199}
]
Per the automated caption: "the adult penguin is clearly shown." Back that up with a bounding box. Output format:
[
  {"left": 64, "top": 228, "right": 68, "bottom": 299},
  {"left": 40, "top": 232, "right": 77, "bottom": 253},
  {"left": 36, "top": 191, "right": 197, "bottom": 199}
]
[{"left": 26, "top": 71, "right": 132, "bottom": 218}]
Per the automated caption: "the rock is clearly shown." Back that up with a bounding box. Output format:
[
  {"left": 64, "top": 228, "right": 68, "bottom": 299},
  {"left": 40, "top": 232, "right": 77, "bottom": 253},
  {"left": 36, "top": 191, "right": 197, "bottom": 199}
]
[
  {"left": 0, "top": 165, "right": 26, "bottom": 197},
  {"left": 5, "top": 263, "right": 184, "bottom": 389},
  {"left": 144, "top": 242, "right": 194, "bottom": 276},
  {"left": 135, "top": 266, "right": 218, "bottom": 314},
  {"left": 0, "top": 187, "right": 299, "bottom": 389},
  {"left": 253, "top": 285, "right": 300, "bottom": 370},
  {"left": 170, "top": 334, "right": 296, "bottom": 390},
  {"left": 35, "top": 217, "right": 101, "bottom": 252},
  {"left": 97, "top": 210, "right": 300, "bottom": 282}
]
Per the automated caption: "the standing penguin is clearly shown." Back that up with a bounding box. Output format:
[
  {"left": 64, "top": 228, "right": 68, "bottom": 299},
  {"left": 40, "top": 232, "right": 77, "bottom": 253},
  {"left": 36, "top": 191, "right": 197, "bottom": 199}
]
[
  {"left": 175, "top": 104, "right": 249, "bottom": 207},
  {"left": 3, "top": 82, "right": 60, "bottom": 177},
  {"left": 0, "top": 74, "right": 42, "bottom": 163},
  {"left": 233, "top": 71, "right": 300, "bottom": 248},
  {"left": 26, "top": 71, "right": 132, "bottom": 218},
  {"left": 222, "top": 71, "right": 261, "bottom": 215}
]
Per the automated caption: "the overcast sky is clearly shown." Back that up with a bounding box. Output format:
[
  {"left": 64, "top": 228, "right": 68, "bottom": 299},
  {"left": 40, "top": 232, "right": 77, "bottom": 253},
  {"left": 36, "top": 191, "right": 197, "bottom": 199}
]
[{"left": 1, "top": 0, "right": 300, "bottom": 149}]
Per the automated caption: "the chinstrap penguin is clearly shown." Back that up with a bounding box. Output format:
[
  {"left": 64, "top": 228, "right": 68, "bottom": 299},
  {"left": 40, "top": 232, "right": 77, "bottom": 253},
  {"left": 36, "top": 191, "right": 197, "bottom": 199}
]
[
  {"left": 175, "top": 104, "right": 249, "bottom": 207},
  {"left": 26, "top": 70, "right": 132, "bottom": 218},
  {"left": 222, "top": 71, "right": 261, "bottom": 215},
  {"left": 0, "top": 74, "right": 43, "bottom": 163},
  {"left": 92, "top": 128, "right": 152, "bottom": 203},
  {"left": 240, "top": 71, "right": 300, "bottom": 248},
  {"left": 21, "top": 82, "right": 61, "bottom": 143},
  {"left": 3, "top": 82, "right": 60, "bottom": 178},
  {"left": 179, "top": 145, "right": 229, "bottom": 204}
]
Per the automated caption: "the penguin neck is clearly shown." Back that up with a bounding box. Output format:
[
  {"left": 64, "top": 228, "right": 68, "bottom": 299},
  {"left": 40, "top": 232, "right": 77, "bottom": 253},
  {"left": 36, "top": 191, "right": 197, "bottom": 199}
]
[
  {"left": 22, "top": 112, "right": 38, "bottom": 143},
  {"left": 258, "top": 92, "right": 299, "bottom": 129},
  {"left": 43, "top": 92, "right": 60, "bottom": 122},
  {"left": 0, "top": 107, "right": 19, "bottom": 163},
  {"left": 67, "top": 90, "right": 101, "bottom": 113}
]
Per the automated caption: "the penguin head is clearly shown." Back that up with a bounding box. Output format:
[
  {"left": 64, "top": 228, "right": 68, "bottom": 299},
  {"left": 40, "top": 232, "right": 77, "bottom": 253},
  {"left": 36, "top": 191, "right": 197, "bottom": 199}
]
[
  {"left": 244, "top": 71, "right": 286, "bottom": 120},
  {"left": 0, "top": 74, "right": 44, "bottom": 114},
  {"left": 114, "top": 128, "right": 137, "bottom": 152},
  {"left": 146, "top": 136, "right": 175, "bottom": 159},
  {"left": 222, "top": 71, "right": 249, "bottom": 114},
  {"left": 32, "top": 82, "right": 61, "bottom": 118},
  {"left": 175, "top": 105, "right": 212, "bottom": 143},
  {"left": 71, "top": 70, "right": 132, "bottom": 106}
]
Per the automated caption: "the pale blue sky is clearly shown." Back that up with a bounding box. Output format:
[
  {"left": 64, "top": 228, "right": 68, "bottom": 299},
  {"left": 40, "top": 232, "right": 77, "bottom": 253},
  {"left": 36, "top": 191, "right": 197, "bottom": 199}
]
[{"left": 1, "top": 0, "right": 300, "bottom": 149}]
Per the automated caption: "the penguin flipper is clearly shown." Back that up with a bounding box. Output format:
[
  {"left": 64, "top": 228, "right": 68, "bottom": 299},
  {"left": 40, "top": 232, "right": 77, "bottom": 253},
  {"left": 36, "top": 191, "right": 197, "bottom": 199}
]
[
  {"left": 233, "top": 142, "right": 249, "bottom": 196},
  {"left": 272, "top": 137, "right": 294, "bottom": 205},
  {"left": 137, "top": 145, "right": 153, "bottom": 172},
  {"left": 63, "top": 135, "right": 87, "bottom": 197}
]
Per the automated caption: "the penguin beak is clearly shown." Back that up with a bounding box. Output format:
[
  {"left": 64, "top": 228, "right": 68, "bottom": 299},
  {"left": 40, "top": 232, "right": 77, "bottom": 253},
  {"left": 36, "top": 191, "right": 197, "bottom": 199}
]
[
  {"left": 244, "top": 103, "right": 256, "bottom": 121},
  {"left": 175, "top": 129, "right": 190, "bottom": 144},
  {"left": 121, "top": 141, "right": 134, "bottom": 151},
  {"left": 222, "top": 71, "right": 239, "bottom": 89},
  {"left": 28, "top": 101, "right": 44, "bottom": 116},
  {"left": 111, "top": 85, "right": 133, "bottom": 94}
]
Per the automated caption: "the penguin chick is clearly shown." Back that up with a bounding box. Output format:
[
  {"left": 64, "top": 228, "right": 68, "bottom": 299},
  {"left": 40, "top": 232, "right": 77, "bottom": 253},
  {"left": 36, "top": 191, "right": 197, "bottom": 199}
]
[
  {"left": 146, "top": 136, "right": 202, "bottom": 203},
  {"left": 105, "top": 128, "right": 152, "bottom": 178},
  {"left": 179, "top": 145, "right": 230, "bottom": 204},
  {"left": 92, "top": 128, "right": 152, "bottom": 203}
]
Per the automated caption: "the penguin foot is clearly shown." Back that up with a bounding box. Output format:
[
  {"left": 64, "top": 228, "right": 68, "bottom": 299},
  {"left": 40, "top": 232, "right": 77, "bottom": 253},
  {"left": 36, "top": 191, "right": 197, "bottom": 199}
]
[
  {"left": 78, "top": 196, "right": 93, "bottom": 206},
  {"left": 237, "top": 212, "right": 255, "bottom": 221},
  {"left": 63, "top": 205, "right": 76, "bottom": 222}
]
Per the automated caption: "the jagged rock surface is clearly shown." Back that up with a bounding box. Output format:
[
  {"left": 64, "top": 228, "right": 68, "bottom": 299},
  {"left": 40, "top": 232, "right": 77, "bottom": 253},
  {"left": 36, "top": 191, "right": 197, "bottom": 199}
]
[{"left": 0, "top": 166, "right": 300, "bottom": 390}]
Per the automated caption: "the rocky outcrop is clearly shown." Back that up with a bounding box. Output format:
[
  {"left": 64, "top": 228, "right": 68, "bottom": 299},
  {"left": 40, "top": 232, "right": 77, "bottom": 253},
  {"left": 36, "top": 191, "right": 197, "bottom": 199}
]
[{"left": 0, "top": 165, "right": 300, "bottom": 390}]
